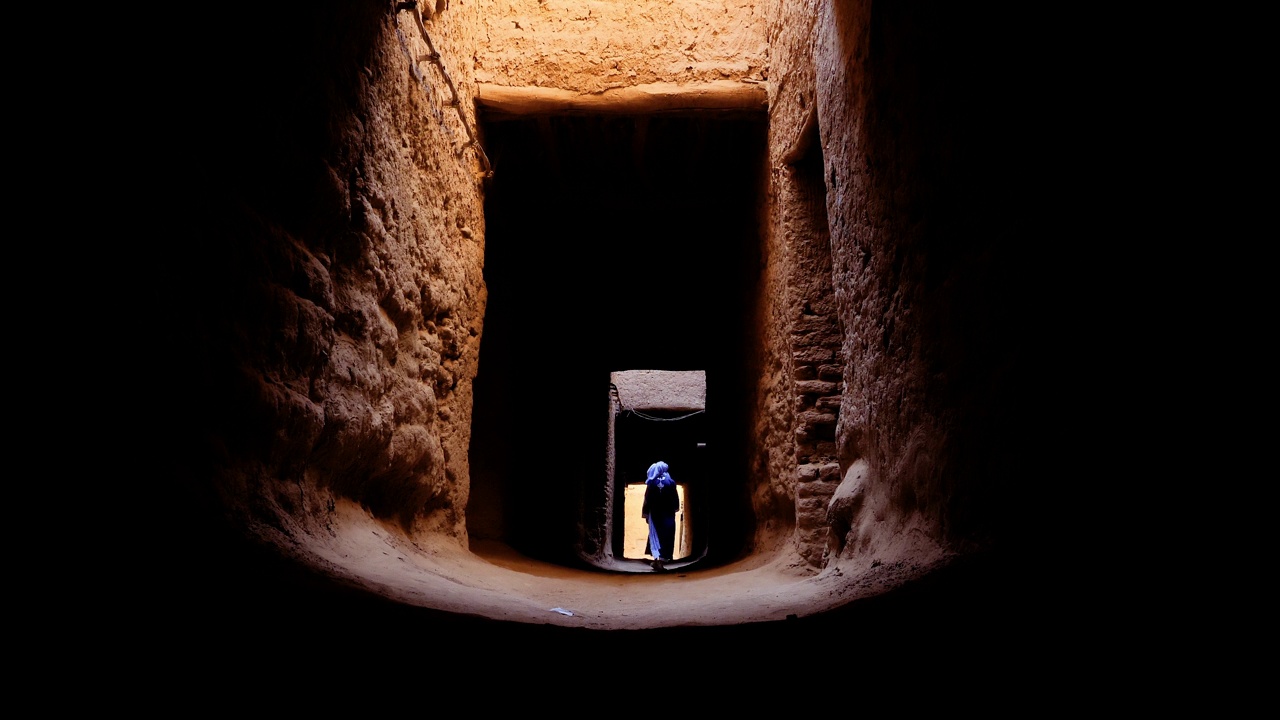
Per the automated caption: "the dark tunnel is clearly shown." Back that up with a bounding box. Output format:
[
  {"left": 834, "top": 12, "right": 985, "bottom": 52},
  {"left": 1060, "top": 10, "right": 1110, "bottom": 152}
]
[
  {"left": 109, "top": 0, "right": 1111, "bottom": 683},
  {"left": 467, "top": 112, "right": 769, "bottom": 569}
]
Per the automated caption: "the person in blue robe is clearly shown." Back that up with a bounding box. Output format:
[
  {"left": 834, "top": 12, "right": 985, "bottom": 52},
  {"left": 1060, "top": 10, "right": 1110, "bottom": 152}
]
[{"left": 642, "top": 460, "right": 679, "bottom": 571}]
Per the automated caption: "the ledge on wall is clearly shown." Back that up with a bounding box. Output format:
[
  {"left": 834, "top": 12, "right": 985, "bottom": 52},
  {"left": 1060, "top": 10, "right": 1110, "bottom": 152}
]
[{"left": 476, "top": 80, "right": 768, "bottom": 118}]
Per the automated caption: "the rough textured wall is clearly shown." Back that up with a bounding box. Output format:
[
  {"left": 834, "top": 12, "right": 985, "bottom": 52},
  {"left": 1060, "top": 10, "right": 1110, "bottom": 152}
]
[
  {"left": 762, "top": 0, "right": 846, "bottom": 568},
  {"left": 751, "top": 0, "right": 1053, "bottom": 573},
  {"left": 158, "top": 1, "right": 488, "bottom": 554},
  {"left": 812, "top": 1, "right": 1048, "bottom": 564},
  {"left": 742, "top": 162, "right": 799, "bottom": 560},
  {"left": 732, "top": 0, "right": 827, "bottom": 566},
  {"left": 476, "top": 0, "right": 768, "bottom": 91}
]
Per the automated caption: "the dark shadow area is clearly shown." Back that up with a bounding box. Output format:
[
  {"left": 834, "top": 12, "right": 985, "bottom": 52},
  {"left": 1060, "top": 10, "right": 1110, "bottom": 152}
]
[
  {"left": 133, "top": 535, "right": 1051, "bottom": 687},
  {"left": 468, "top": 113, "right": 767, "bottom": 568}
]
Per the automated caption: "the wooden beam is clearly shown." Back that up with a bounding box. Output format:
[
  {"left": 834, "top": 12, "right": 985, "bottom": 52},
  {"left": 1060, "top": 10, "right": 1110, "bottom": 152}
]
[{"left": 476, "top": 80, "right": 768, "bottom": 117}]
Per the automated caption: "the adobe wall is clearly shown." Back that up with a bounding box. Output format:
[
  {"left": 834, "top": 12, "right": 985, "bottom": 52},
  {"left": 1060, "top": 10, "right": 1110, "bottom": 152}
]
[
  {"left": 758, "top": 0, "right": 846, "bottom": 568},
  {"left": 767, "top": 0, "right": 1050, "bottom": 569},
  {"left": 161, "top": 1, "right": 490, "bottom": 550},
  {"left": 474, "top": 0, "right": 767, "bottom": 92}
]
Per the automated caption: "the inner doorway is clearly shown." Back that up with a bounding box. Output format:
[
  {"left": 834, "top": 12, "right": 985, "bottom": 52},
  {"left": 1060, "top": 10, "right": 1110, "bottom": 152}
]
[
  {"left": 607, "top": 369, "right": 707, "bottom": 566},
  {"left": 622, "top": 482, "right": 690, "bottom": 560}
]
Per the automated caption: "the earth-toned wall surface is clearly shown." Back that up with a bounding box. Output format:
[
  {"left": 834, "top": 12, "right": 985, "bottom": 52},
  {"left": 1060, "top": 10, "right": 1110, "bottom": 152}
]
[
  {"left": 125, "top": 0, "right": 1077, "bottom": 680},
  {"left": 475, "top": 0, "right": 767, "bottom": 92},
  {"left": 149, "top": 1, "right": 489, "bottom": 550}
]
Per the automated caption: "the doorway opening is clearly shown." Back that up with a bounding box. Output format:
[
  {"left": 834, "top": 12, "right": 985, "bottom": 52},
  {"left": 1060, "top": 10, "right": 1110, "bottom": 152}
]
[
  {"left": 606, "top": 370, "right": 707, "bottom": 568},
  {"left": 467, "top": 111, "right": 766, "bottom": 571},
  {"left": 621, "top": 483, "right": 691, "bottom": 561}
]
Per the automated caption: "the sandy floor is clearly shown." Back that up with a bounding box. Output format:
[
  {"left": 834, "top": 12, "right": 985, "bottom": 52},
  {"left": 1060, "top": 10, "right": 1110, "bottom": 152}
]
[
  {"left": 253, "top": 499, "right": 951, "bottom": 632},
  {"left": 132, "top": 495, "right": 1062, "bottom": 687}
]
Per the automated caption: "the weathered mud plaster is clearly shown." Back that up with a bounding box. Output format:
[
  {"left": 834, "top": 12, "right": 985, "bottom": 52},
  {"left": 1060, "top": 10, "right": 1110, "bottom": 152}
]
[{"left": 475, "top": 0, "right": 768, "bottom": 93}]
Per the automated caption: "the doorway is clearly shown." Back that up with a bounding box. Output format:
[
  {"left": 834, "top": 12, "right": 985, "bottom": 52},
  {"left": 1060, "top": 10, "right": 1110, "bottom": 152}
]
[
  {"left": 467, "top": 112, "right": 765, "bottom": 569},
  {"left": 606, "top": 370, "right": 707, "bottom": 566},
  {"left": 622, "top": 482, "right": 690, "bottom": 560}
]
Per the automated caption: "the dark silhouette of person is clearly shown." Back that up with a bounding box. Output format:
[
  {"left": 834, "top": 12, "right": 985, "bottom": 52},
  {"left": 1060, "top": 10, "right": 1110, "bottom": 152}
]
[{"left": 642, "top": 460, "right": 679, "bottom": 571}]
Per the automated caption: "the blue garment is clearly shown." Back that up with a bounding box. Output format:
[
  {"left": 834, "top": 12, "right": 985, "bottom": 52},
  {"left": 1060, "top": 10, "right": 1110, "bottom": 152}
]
[{"left": 643, "top": 461, "right": 678, "bottom": 562}]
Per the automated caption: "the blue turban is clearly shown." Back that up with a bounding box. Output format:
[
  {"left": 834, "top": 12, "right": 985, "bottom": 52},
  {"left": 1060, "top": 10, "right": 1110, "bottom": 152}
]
[{"left": 646, "top": 460, "right": 674, "bottom": 488}]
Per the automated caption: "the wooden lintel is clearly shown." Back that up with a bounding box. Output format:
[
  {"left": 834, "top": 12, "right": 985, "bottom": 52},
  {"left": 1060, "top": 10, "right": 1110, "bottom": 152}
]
[{"left": 476, "top": 80, "right": 768, "bottom": 117}]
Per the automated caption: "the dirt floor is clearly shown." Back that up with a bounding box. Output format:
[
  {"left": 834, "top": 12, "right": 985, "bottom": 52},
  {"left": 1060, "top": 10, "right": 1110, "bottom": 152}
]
[
  {"left": 224, "top": 498, "right": 955, "bottom": 633},
  {"left": 128, "top": 495, "right": 1063, "bottom": 687}
]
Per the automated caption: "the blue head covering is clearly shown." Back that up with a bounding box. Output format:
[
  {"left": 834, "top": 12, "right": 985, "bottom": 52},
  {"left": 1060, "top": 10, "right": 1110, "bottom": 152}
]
[{"left": 646, "top": 461, "right": 674, "bottom": 488}]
